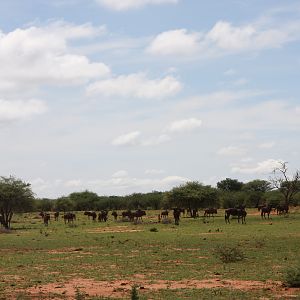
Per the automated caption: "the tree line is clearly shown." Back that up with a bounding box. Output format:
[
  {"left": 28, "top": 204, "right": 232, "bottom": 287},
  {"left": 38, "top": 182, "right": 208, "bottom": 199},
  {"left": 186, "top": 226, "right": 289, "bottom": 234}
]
[{"left": 1, "top": 162, "right": 299, "bottom": 229}]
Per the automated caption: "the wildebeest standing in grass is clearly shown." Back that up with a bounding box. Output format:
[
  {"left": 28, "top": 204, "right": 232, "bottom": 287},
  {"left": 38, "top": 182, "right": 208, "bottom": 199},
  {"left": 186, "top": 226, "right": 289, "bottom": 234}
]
[
  {"left": 276, "top": 204, "right": 289, "bottom": 215},
  {"left": 43, "top": 213, "right": 50, "bottom": 226},
  {"left": 225, "top": 208, "right": 247, "bottom": 224},
  {"left": 54, "top": 211, "right": 59, "bottom": 221},
  {"left": 260, "top": 205, "right": 272, "bottom": 219},
  {"left": 98, "top": 210, "right": 108, "bottom": 222},
  {"left": 111, "top": 211, "right": 118, "bottom": 221},
  {"left": 122, "top": 210, "right": 132, "bottom": 221},
  {"left": 63, "top": 212, "right": 76, "bottom": 224},
  {"left": 161, "top": 210, "right": 169, "bottom": 218},
  {"left": 173, "top": 208, "right": 181, "bottom": 225},
  {"left": 133, "top": 209, "right": 146, "bottom": 222},
  {"left": 84, "top": 211, "right": 97, "bottom": 221},
  {"left": 204, "top": 208, "right": 217, "bottom": 217}
]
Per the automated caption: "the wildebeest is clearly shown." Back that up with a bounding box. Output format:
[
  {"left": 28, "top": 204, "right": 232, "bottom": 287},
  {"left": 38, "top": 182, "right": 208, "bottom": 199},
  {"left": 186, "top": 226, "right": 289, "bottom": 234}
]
[
  {"left": 54, "top": 211, "right": 59, "bottom": 221},
  {"left": 260, "top": 205, "right": 272, "bottom": 219},
  {"left": 84, "top": 211, "right": 97, "bottom": 221},
  {"left": 63, "top": 212, "right": 76, "bottom": 224},
  {"left": 225, "top": 208, "right": 247, "bottom": 224},
  {"left": 132, "top": 209, "right": 146, "bottom": 222},
  {"left": 111, "top": 211, "right": 118, "bottom": 221},
  {"left": 161, "top": 210, "right": 169, "bottom": 218},
  {"left": 173, "top": 208, "right": 181, "bottom": 225},
  {"left": 276, "top": 204, "right": 289, "bottom": 215},
  {"left": 43, "top": 213, "right": 50, "bottom": 226},
  {"left": 204, "top": 208, "right": 217, "bottom": 217},
  {"left": 98, "top": 210, "right": 108, "bottom": 222},
  {"left": 122, "top": 210, "right": 133, "bottom": 221}
]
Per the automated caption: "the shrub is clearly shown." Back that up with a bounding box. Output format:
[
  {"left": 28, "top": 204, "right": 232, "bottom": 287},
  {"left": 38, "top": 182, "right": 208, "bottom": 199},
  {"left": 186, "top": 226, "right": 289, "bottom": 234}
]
[
  {"left": 150, "top": 227, "right": 158, "bottom": 232},
  {"left": 215, "top": 245, "right": 244, "bottom": 263},
  {"left": 284, "top": 266, "right": 300, "bottom": 287},
  {"left": 131, "top": 285, "right": 139, "bottom": 300}
]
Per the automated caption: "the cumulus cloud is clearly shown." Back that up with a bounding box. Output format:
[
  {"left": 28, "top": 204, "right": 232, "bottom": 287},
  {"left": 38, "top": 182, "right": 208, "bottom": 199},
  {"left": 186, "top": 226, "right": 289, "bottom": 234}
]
[
  {"left": 86, "top": 73, "right": 182, "bottom": 99},
  {"left": 112, "top": 131, "right": 141, "bottom": 146},
  {"left": 0, "top": 21, "right": 110, "bottom": 92},
  {"left": 167, "top": 118, "right": 202, "bottom": 133},
  {"left": 217, "top": 146, "right": 247, "bottom": 156},
  {"left": 95, "top": 0, "right": 178, "bottom": 11},
  {"left": 147, "top": 29, "right": 201, "bottom": 56},
  {"left": 147, "top": 18, "right": 300, "bottom": 58},
  {"left": 258, "top": 142, "right": 275, "bottom": 149},
  {"left": 0, "top": 99, "right": 47, "bottom": 122},
  {"left": 231, "top": 159, "right": 283, "bottom": 174},
  {"left": 141, "top": 134, "right": 171, "bottom": 146}
]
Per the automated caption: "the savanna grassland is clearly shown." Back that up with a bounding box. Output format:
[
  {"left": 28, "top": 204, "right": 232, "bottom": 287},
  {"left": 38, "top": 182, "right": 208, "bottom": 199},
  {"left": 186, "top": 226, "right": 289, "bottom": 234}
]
[{"left": 0, "top": 209, "right": 300, "bottom": 299}]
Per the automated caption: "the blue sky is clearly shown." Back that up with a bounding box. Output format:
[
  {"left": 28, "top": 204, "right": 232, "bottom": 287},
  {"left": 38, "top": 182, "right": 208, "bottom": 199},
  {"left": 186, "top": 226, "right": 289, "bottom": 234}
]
[{"left": 0, "top": 0, "right": 299, "bottom": 197}]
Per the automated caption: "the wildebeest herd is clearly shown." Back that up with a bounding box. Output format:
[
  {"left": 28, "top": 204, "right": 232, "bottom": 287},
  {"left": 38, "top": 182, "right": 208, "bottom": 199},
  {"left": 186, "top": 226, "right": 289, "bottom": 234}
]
[{"left": 35, "top": 203, "right": 291, "bottom": 227}]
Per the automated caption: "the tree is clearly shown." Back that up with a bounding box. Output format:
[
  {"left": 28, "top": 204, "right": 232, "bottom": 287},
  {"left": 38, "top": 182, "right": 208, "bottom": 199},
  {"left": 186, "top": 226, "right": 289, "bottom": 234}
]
[
  {"left": 54, "top": 196, "right": 74, "bottom": 212},
  {"left": 242, "top": 179, "right": 272, "bottom": 207},
  {"left": 269, "top": 162, "right": 300, "bottom": 206},
  {"left": 0, "top": 176, "right": 34, "bottom": 229},
  {"left": 217, "top": 178, "right": 244, "bottom": 192}
]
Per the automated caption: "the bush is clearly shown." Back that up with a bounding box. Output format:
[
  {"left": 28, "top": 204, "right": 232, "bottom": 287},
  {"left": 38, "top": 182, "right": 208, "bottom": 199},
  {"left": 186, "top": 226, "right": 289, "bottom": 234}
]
[
  {"left": 215, "top": 245, "right": 244, "bottom": 263},
  {"left": 131, "top": 285, "right": 139, "bottom": 300},
  {"left": 150, "top": 227, "right": 158, "bottom": 232},
  {"left": 284, "top": 266, "right": 300, "bottom": 287}
]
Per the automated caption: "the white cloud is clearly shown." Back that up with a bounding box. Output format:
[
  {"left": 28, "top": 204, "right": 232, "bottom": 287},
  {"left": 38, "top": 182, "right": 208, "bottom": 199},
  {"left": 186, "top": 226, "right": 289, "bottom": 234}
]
[
  {"left": 0, "top": 99, "right": 47, "bottom": 122},
  {"left": 147, "top": 29, "right": 201, "bottom": 56},
  {"left": 0, "top": 21, "right": 110, "bottom": 92},
  {"left": 147, "top": 18, "right": 300, "bottom": 58},
  {"left": 231, "top": 159, "right": 283, "bottom": 174},
  {"left": 224, "top": 69, "right": 236, "bottom": 76},
  {"left": 145, "top": 169, "right": 165, "bottom": 175},
  {"left": 112, "top": 131, "right": 141, "bottom": 146},
  {"left": 95, "top": 0, "right": 178, "bottom": 11},
  {"left": 258, "top": 142, "right": 275, "bottom": 149},
  {"left": 141, "top": 134, "right": 171, "bottom": 146},
  {"left": 112, "top": 170, "right": 129, "bottom": 178},
  {"left": 86, "top": 73, "right": 182, "bottom": 99},
  {"left": 217, "top": 146, "right": 247, "bottom": 156},
  {"left": 167, "top": 118, "right": 202, "bottom": 133},
  {"left": 64, "top": 179, "right": 82, "bottom": 187}
]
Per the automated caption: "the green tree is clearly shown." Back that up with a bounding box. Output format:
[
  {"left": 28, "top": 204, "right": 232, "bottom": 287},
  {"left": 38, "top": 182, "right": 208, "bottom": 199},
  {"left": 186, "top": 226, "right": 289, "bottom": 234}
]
[
  {"left": 217, "top": 178, "right": 244, "bottom": 192},
  {"left": 54, "top": 196, "right": 74, "bottom": 212},
  {"left": 0, "top": 176, "right": 34, "bottom": 229}
]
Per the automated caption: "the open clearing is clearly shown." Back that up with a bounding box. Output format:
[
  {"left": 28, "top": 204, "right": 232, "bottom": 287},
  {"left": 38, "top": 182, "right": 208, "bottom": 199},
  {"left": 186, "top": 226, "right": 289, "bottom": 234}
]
[{"left": 0, "top": 209, "right": 300, "bottom": 299}]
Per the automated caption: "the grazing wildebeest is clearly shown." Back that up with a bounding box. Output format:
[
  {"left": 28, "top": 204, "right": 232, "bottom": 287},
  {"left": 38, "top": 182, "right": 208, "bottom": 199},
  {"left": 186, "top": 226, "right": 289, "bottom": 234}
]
[
  {"left": 204, "top": 208, "right": 217, "bottom": 217},
  {"left": 111, "top": 211, "right": 118, "bottom": 221},
  {"left": 63, "top": 212, "right": 76, "bottom": 224},
  {"left": 225, "top": 208, "right": 247, "bottom": 224},
  {"left": 276, "top": 204, "right": 289, "bottom": 215},
  {"left": 84, "top": 211, "right": 97, "bottom": 221},
  {"left": 161, "top": 210, "right": 169, "bottom": 218},
  {"left": 122, "top": 210, "right": 132, "bottom": 221},
  {"left": 98, "top": 210, "right": 108, "bottom": 222},
  {"left": 260, "top": 205, "right": 272, "bottom": 219},
  {"left": 173, "top": 208, "right": 181, "bottom": 225},
  {"left": 54, "top": 211, "right": 59, "bottom": 221},
  {"left": 43, "top": 213, "right": 50, "bottom": 226},
  {"left": 132, "top": 209, "right": 146, "bottom": 222}
]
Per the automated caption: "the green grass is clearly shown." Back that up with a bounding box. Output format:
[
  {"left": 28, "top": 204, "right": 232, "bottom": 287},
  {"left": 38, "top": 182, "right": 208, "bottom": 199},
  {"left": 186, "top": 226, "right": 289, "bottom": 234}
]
[{"left": 1, "top": 209, "right": 300, "bottom": 299}]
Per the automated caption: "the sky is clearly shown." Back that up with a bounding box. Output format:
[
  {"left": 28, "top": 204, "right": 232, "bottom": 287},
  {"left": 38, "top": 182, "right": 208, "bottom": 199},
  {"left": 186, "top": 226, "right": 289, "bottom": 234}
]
[{"left": 0, "top": 0, "right": 299, "bottom": 198}]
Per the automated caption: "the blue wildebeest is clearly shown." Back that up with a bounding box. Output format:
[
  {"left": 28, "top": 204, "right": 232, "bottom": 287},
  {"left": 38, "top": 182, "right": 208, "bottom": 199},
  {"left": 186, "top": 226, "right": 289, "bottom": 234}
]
[
  {"left": 259, "top": 205, "right": 273, "bottom": 219},
  {"left": 54, "top": 211, "right": 59, "bottom": 221},
  {"left": 63, "top": 212, "right": 76, "bottom": 224},
  {"left": 276, "top": 204, "right": 289, "bottom": 215},
  {"left": 225, "top": 208, "right": 247, "bottom": 224},
  {"left": 98, "top": 210, "right": 108, "bottom": 222},
  {"left": 204, "top": 208, "right": 217, "bottom": 217}
]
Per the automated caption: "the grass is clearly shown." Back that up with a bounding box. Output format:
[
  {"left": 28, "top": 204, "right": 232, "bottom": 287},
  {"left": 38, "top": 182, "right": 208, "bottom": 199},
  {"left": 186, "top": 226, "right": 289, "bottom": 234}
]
[{"left": 0, "top": 208, "right": 300, "bottom": 299}]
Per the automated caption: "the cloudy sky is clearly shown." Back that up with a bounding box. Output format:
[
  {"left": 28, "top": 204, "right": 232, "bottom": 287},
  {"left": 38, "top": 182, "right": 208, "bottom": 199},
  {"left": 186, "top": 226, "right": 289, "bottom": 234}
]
[{"left": 1, "top": 0, "right": 299, "bottom": 198}]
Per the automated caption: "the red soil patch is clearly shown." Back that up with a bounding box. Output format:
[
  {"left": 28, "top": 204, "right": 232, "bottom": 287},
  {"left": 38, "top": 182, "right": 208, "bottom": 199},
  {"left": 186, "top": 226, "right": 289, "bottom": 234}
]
[{"left": 24, "top": 278, "right": 300, "bottom": 299}]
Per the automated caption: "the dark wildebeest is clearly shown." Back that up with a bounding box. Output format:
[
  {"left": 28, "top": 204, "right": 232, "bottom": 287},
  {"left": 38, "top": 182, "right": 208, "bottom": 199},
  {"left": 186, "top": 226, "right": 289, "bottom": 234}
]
[
  {"left": 204, "top": 208, "right": 217, "bottom": 217},
  {"left": 260, "top": 205, "right": 272, "bottom": 219},
  {"left": 111, "top": 211, "right": 118, "bottom": 221},
  {"left": 98, "top": 210, "right": 108, "bottom": 222},
  {"left": 173, "top": 208, "right": 181, "bottom": 225},
  {"left": 161, "top": 210, "right": 169, "bottom": 218},
  {"left": 84, "top": 211, "right": 97, "bottom": 221},
  {"left": 132, "top": 209, "right": 146, "bottom": 222},
  {"left": 54, "top": 211, "right": 59, "bottom": 221},
  {"left": 122, "top": 210, "right": 132, "bottom": 221},
  {"left": 225, "top": 208, "right": 247, "bottom": 224},
  {"left": 276, "top": 204, "right": 289, "bottom": 215},
  {"left": 63, "top": 212, "right": 76, "bottom": 224},
  {"left": 43, "top": 213, "right": 50, "bottom": 226}
]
